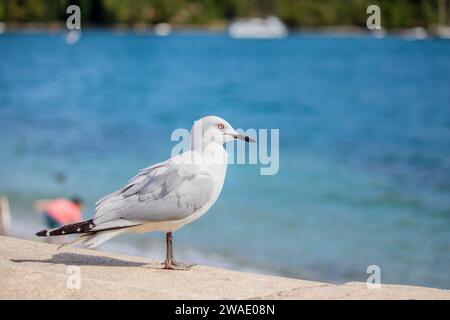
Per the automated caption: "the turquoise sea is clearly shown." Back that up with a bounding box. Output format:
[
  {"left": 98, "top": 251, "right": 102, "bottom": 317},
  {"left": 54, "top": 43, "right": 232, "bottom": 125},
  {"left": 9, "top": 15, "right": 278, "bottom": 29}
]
[{"left": 1, "top": 31, "right": 449, "bottom": 288}]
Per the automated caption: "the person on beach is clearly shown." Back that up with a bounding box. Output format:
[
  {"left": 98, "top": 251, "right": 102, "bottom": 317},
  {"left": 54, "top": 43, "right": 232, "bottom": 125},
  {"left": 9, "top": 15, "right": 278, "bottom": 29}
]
[{"left": 35, "top": 197, "right": 84, "bottom": 230}]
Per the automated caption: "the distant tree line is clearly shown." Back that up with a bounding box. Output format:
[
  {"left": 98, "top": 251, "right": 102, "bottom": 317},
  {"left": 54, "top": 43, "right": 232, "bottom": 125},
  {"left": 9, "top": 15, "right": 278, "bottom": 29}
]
[{"left": 0, "top": 0, "right": 447, "bottom": 28}]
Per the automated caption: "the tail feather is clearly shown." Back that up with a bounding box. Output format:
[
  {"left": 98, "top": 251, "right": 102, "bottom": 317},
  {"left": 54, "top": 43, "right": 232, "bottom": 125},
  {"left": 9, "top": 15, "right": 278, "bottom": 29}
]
[
  {"left": 57, "top": 234, "right": 94, "bottom": 249},
  {"left": 36, "top": 219, "right": 141, "bottom": 249},
  {"left": 84, "top": 229, "right": 126, "bottom": 249},
  {"left": 36, "top": 219, "right": 95, "bottom": 237},
  {"left": 57, "top": 229, "right": 125, "bottom": 249}
]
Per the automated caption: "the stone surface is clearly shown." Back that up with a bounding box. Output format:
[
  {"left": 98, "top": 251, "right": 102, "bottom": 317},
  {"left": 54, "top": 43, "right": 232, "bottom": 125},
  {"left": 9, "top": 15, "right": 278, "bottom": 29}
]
[{"left": 0, "top": 236, "right": 449, "bottom": 300}]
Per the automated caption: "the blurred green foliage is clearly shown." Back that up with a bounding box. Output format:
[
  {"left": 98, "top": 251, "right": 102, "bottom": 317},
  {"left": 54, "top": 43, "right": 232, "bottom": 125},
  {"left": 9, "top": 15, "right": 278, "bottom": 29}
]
[{"left": 0, "top": 0, "right": 445, "bottom": 28}]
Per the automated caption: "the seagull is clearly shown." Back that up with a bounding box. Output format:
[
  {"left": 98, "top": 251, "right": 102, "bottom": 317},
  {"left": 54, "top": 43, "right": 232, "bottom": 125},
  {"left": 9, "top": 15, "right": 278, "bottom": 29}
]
[{"left": 36, "top": 116, "right": 255, "bottom": 270}]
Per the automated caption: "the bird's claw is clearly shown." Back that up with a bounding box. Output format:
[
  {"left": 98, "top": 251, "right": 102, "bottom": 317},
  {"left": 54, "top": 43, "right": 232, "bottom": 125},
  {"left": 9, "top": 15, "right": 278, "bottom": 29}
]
[{"left": 163, "top": 260, "right": 195, "bottom": 270}]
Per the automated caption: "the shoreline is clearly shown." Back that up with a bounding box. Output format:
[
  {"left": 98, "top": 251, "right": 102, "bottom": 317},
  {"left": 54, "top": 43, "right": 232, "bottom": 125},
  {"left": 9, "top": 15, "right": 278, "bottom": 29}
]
[
  {"left": 1, "top": 236, "right": 449, "bottom": 299},
  {"left": 0, "top": 22, "right": 445, "bottom": 38}
]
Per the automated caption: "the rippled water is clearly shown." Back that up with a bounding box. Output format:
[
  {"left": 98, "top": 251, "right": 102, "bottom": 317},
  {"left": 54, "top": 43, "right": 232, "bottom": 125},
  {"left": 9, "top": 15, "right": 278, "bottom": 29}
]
[{"left": 1, "top": 31, "right": 449, "bottom": 288}]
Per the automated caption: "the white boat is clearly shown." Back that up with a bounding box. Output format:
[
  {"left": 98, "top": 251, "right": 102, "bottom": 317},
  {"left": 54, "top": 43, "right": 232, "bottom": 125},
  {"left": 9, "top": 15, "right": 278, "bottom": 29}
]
[
  {"left": 228, "top": 16, "right": 288, "bottom": 39},
  {"left": 65, "top": 30, "right": 81, "bottom": 45},
  {"left": 371, "top": 29, "right": 386, "bottom": 39},
  {"left": 154, "top": 23, "right": 172, "bottom": 37},
  {"left": 404, "top": 27, "right": 428, "bottom": 41}
]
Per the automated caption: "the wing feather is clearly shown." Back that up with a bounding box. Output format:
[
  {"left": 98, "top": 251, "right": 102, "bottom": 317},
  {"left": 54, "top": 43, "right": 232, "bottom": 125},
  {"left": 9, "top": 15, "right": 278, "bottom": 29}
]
[{"left": 93, "top": 154, "right": 215, "bottom": 225}]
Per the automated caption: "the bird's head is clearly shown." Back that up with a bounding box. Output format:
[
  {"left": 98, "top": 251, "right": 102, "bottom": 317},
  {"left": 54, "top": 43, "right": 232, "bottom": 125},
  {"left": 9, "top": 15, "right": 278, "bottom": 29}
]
[{"left": 190, "top": 116, "right": 255, "bottom": 149}]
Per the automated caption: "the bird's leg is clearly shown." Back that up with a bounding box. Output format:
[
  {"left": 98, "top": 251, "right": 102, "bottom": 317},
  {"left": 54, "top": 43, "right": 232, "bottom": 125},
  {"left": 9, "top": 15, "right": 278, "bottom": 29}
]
[
  {"left": 164, "top": 232, "right": 173, "bottom": 265},
  {"left": 163, "top": 232, "right": 194, "bottom": 270}
]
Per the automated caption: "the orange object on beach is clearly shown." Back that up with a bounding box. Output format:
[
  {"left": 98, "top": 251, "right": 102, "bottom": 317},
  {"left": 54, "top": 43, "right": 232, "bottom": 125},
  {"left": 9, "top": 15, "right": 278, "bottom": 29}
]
[{"left": 46, "top": 198, "right": 82, "bottom": 225}]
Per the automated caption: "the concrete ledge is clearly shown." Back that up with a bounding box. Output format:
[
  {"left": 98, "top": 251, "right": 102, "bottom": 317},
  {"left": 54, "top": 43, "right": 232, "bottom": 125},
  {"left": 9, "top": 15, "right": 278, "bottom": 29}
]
[{"left": 0, "top": 236, "right": 449, "bottom": 300}]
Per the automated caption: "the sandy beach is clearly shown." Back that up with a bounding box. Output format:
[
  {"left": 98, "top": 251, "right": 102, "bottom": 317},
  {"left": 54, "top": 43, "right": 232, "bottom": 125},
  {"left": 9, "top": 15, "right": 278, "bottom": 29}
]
[{"left": 0, "top": 236, "right": 449, "bottom": 300}]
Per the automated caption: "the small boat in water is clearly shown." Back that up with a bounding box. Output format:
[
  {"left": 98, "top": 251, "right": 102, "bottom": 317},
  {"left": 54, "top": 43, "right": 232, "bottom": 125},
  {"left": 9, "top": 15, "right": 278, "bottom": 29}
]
[
  {"left": 228, "top": 16, "right": 288, "bottom": 39},
  {"left": 153, "top": 23, "right": 172, "bottom": 37},
  {"left": 65, "top": 30, "right": 81, "bottom": 44},
  {"left": 404, "top": 27, "right": 428, "bottom": 41}
]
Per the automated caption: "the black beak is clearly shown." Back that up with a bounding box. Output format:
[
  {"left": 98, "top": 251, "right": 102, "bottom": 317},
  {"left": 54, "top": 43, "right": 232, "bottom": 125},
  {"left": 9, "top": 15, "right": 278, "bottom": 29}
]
[{"left": 233, "top": 133, "right": 256, "bottom": 143}]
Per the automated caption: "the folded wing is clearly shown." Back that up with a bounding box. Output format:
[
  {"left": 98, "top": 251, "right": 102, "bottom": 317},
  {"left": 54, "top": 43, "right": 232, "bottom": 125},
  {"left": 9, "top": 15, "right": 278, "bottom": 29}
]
[{"left": 93, "top": 157, "right": 215, "bottom": 226}]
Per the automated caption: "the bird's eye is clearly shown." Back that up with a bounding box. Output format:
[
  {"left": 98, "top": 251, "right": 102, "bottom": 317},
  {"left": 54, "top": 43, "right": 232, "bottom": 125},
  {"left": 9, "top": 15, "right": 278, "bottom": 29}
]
[{"left": 218, "top": 123, "right": 225, "bottom": 129}]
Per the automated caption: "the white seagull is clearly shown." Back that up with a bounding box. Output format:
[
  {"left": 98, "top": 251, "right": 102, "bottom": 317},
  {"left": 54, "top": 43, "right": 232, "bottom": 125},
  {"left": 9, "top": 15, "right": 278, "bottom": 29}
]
[{"left": 36, "top": 116, "right": 255, "bottom": 270}]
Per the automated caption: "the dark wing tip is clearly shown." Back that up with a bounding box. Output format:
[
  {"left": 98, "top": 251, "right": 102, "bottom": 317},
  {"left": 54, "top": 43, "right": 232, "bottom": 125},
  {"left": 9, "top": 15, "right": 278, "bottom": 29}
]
[{"left": 36, "top": 230, "right": 48, "bottom": 237}]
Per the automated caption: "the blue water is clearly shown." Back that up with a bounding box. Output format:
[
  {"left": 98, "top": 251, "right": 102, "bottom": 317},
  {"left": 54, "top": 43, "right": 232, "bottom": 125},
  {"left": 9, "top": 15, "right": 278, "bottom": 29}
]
[{"left": 1, "top": 31, "right": 450, "bottom": 289}]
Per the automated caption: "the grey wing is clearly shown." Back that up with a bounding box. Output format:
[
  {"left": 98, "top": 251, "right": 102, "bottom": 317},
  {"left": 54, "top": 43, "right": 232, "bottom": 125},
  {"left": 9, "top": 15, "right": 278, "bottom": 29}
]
[{"left": 93, "top": 161, "right": 215, "bottom": 225}]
